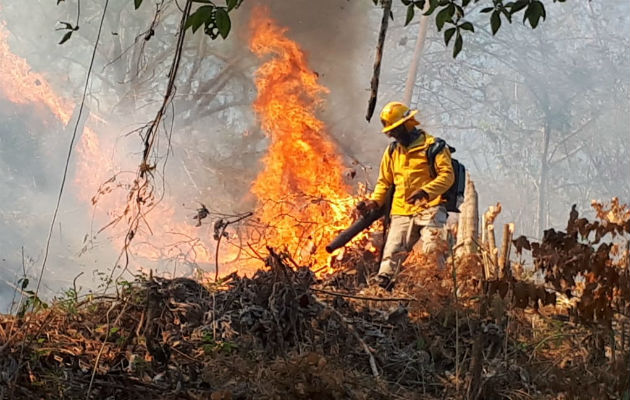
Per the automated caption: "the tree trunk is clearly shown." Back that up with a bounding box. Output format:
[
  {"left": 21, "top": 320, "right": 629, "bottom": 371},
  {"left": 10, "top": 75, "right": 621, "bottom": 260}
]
[
  {"left": 456, "top": 174, "right": 478, "bottom": 257},
  {"left": 365, "top": 0, "right": 392, "bottom": 122},
  {"left": 403, "top": 6, "right": 430, "bottom": 106},
  {"left": 498, "top": 223, "right": 514, "bottom": 279},
  {"left": 487, "top": 224, "right": 498, "bottom": 278},
  {"left": 482, "top": 204, "right": 502, "bottom": 279},
  {"left": 537, "top": 118, "right": 551, "bottom": 236}
]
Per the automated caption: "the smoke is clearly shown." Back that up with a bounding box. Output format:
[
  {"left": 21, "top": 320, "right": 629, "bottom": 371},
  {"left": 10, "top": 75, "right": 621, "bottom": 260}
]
[
  {"left": 376, "top": 1, "right": 630, "bottom": 236},
  {"left": 0, "top": 0, "right": 376, "bottom": 309},
  {"left": 0, "top": 0, "right": 628, "bottom": 309}
]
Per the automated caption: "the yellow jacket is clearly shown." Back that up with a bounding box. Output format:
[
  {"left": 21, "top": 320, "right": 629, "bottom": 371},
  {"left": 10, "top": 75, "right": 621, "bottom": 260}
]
[{"left": 371, "top": 132, "right": 455, "bottom": 216}]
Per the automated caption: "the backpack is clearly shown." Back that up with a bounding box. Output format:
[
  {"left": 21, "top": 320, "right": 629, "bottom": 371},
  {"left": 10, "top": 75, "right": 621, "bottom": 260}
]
[
  {"left": 386, "top": 137, "right": 466, "bottom": 213},
  {"left": 426, "top": 138, "right": 466, "bottom": 213}
]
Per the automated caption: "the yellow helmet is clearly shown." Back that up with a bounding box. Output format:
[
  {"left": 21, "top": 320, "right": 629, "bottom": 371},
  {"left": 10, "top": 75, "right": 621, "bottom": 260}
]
[{"left": 379, "top": 101, "right": 418, "bottom": 133}]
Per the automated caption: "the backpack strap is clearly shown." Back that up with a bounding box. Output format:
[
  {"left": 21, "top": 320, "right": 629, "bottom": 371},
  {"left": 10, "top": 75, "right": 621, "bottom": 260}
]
[{"left": 427, "top": 138, "right": 447, "bottom": 179}]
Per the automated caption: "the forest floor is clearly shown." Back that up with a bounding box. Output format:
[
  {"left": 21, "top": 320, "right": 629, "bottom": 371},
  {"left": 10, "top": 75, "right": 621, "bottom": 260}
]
[{"left": 0, "top": 245, "right": 628, "bottom": 400}]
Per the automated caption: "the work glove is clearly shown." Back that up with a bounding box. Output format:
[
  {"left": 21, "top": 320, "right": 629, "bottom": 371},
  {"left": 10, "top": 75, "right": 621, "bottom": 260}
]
[
  {"left": 406, "top": 189, "right": 429, "bottom": 206},
  {"left": 356, "top": 199, "right": 379, "bottom": 217}
]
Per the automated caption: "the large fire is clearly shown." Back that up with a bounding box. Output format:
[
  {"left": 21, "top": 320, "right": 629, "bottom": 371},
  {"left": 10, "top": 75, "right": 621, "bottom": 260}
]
[
  {"left": 0, "top": 4, "right": 358, "bottom": 281},
  {"left": 248, "top": 6, "right": 355, "bottom": 267}
]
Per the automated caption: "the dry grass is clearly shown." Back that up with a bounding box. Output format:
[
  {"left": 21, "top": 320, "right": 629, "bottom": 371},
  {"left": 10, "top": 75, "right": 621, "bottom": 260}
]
[{"left": 0, "top": 222, "right": 628, "bottom": 399}]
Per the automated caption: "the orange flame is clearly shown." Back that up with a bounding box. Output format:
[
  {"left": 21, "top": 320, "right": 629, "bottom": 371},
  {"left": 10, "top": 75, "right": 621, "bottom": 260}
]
[
  {"left": 249, "top": 6, "right": 355, "bottom": 267},
  {"left": 0, "top": 20, "right": 72, "bottom": 123},
  {"left": 0, "top": 5, "right": 360, "bottom": 280},
  {"left": 0, "top": 10, "right": 220, "bottom": 275},
  {"left": 0, "top": 13, "right": 114, "bottom": 196}
]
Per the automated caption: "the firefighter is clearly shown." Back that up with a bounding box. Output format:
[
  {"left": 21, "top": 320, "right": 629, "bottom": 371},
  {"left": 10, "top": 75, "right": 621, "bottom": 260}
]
[{"left": 360, "top": 101, "right": 455, "bottom": 289}]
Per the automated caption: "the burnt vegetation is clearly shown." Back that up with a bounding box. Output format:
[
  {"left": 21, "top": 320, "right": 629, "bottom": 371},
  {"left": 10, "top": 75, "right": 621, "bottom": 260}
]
[{"left": 1, "top": 200, "right": 629, "bottom": 399}]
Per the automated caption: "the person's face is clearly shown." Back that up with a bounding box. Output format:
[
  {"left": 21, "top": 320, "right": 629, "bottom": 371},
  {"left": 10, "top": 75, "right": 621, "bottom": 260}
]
[{"left": 386, "top": 123, "right": 412, "bottom": 145}]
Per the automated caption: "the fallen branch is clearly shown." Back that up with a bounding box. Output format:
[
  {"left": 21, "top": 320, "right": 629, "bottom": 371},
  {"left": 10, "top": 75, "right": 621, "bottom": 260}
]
[{"left": 315, "top": 299, "right": 380, "bottom": 377}]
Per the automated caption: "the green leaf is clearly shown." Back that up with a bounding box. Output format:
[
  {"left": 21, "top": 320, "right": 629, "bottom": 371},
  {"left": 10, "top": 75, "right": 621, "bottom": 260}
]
[
  {"left": 459, "top": 21, "right": 474, "bottom": 32},
  {"left": 453, "top": 32, "right": 463, "bottom": 58},
  {"left": 59, "top": 31, "right": 73, "bottom": 45},
  {"left": 215, "top": 8, "right": 231, "bottom": 39},
  {"left": 524, "top": 1, "right": 545, "bottom": 28},
  {"left": 134, "top": 0, "right": 143, "bottom": 9},
  {"left": 510, "top": 0, "right": 529, "bottom": 14},
  {"left": 424, "top": 0, "right": 439, "bottom": 15},
  {"left": 444, "top": 27, "right": 456, "bottom": 45},
  {"left": 537, "top": 1, "right": 546, "bottom": 19},
  {"left": 454, "top": 3, "right": 464, "bottom": 19},
  {"left": 185, "top": 5, "right": 213, "bottom": 33},
  {"left": 405, "top": 4, "right": 415, "bottom": 26},
  {"left": 490, "top": 11, "right": 501, "bottom": 35},
  {"left": 435, "top": 4, "right": 454, "bottom": 31},
  {"left": 401, "top": 0, "right": 412, "bottom": 5},
  {"left": 480, "top": 6, "right": 494, "bottom": 13},
  {"left": 528, "top": 13, "right": 540, "bottom": 28},
  {"left": 226, "top": 0, "right": 238, "bottom": 11}
]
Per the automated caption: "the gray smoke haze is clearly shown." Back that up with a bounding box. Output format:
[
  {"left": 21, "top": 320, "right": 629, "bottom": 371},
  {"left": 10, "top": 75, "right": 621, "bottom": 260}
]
[
  {"left": 377, "top": 1, "right": 630, "bottom": 235},
  {"left": 0, "top": 0, "right": 628, "bottom": 309}
]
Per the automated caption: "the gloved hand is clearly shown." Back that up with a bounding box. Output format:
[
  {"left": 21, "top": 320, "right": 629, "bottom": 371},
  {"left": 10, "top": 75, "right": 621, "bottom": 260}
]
[
  {"left": 406, "top": 189, "right": 429, "bottom": 206},
  {"left": 356, "top": 199, "right": 379, "bottom": 216}
]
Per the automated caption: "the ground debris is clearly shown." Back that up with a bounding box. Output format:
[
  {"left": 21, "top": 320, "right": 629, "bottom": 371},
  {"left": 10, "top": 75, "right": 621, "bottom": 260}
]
[
  {"left": 1, "top": 226, "right": 628, "bottom": 399},
  {"left": 0, "top": 249, "right": 424, "bottom": 399}
]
